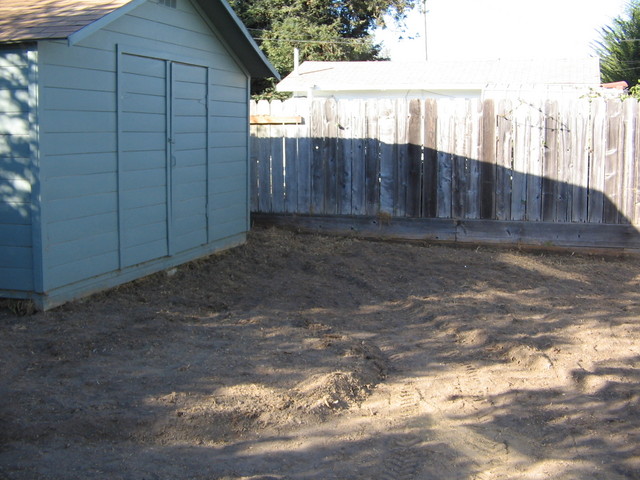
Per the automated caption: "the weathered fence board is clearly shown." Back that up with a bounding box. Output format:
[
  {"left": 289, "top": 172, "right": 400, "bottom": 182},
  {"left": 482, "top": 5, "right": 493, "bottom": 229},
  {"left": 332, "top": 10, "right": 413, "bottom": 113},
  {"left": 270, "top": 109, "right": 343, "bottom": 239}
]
[
  {"left": 336, "top": 99, "right": 351, "bottom": 216},
  {"left": 296, "top": 100, "right": 312, "bottom": 214},
  {"left": 364, "top": 101, "right": 380, "bottom": 216},
  {"left": 253, "top": 99, "right": 271, "bottom": 214},
  {"left": 406, "top": 99, "right": 423, "bottom": 217},
  {"left": 634, "top": 101, "right": 640, "bottom": 225},
  {"left": 378, "top": 99, "right": 396, "bottom": 216},
  {"left": 452, "top": 100, "right": 467, "bottom": 219},
  {"left": 479, "top": 99, "right": 496, "bottom": 220},
  {"left": 269, "top": 100, "right": 285, "bottom": 213},
  {"left": 496, "top": 99, "right": 513, "bottom": 221},
  {"left": 570, "top": 99, "right": 589, "bottom": 223},
  {"left": 309, "top": 99, "right": 324, "bottom": 214},
  {"left": 527, "top": 103, "right": 544, "bottom": 222},
  {"left": 395, "top": 99, "right": 408, "bottom": 216},
  {"left": 350, "top": 100, "right": 366, "bottom": 215},
  {"left": 604, "top": 99, "right": 623, "bottom": 224},
  {"left": 281, "top": 99, "right": 300, "bottom": 213},
  {"left": 556, "top": 102, "right": 571, "bottom": 223},
  {"left": 621, "top": 100, "right": 637, "bottom": 224},
  {"left": 423, "top": 98, "right": 438, "bottom": 218},
  {"left": 467, "top": 100, "right": 482, "bottom": 220},
  {"left": 589, "top": 99, "right": 607, "bottom": 223},
  {"left": 542, "top": 100, "right": 557, "bottom": 222},
  {"left": 436, "top": 100, "right": 454, "bottom": 219},
  {"left": 511, "top": 101, "right": 529, "bottom": 221},
  {"left": 250, "top": 97, "right": 640, "bottom": 250}
]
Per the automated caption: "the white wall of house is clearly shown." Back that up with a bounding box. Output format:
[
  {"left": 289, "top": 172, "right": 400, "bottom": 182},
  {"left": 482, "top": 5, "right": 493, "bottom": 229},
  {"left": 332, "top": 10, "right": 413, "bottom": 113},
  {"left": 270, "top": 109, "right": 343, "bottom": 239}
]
[{"left": 291, "top": 88, "right": 482, "bottom": 100}]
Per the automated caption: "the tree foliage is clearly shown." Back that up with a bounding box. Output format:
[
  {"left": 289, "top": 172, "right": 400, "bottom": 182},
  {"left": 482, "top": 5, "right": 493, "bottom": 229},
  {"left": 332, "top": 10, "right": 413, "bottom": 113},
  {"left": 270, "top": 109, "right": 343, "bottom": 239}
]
[
  {"left": 594, "top": 0, "right": 640, "bottom": 86},
  {"left": 229, "top": 0, "right": 417, "bottom": 97}
]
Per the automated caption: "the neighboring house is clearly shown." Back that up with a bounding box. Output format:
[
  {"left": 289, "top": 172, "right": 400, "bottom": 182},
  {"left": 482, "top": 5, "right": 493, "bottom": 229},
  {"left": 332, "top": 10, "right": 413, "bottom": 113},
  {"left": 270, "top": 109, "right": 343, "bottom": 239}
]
[
  {"left": 0, "top": 0, "right": 278, "bottom": 309},
  {"left": 276, "top": 58, "right": 603, "bottom": 100}
]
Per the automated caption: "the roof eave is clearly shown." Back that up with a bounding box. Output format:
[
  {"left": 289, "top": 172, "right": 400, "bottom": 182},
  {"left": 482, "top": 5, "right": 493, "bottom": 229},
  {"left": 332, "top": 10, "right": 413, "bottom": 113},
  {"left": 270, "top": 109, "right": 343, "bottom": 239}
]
[{"left": 194, "top": 0, "right": 279, "bottom": 79}]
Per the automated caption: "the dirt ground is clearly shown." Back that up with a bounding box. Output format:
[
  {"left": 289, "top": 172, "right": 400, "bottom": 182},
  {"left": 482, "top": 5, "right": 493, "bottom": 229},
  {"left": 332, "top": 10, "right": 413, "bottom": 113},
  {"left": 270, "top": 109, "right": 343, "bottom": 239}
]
[{"left": 1, "top": 226, "right": 639, "bottom": 480}]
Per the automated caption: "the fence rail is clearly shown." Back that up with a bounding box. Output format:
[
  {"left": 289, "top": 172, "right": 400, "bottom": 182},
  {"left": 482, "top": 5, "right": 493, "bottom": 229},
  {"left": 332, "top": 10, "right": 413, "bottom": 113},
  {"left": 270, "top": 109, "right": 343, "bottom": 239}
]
[{"left": 250, "top": 97, "right": 640, "bottom": 249}]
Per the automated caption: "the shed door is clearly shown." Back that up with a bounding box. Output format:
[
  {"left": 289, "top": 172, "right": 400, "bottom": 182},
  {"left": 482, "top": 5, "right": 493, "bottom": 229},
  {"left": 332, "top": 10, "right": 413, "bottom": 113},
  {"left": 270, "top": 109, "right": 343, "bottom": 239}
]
[
  {"left": 119, "top": 53, "right": 209, "bottom": 268},
  {"left": 170, "top": 62, "right": 208, "bottom": 254}
]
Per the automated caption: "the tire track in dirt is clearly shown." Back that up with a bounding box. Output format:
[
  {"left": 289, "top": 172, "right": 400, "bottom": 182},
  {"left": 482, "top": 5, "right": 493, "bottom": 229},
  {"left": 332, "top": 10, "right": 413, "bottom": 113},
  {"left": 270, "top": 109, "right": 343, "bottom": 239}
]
[
  {"left": 382, "top": 347, "right": 513, "bottom": 479},
  {"left": 380, "top": 383, "right": 428, "bottom": 480},
  {"left": 417, "top": 369, "right": 514, "bottom": 480}
]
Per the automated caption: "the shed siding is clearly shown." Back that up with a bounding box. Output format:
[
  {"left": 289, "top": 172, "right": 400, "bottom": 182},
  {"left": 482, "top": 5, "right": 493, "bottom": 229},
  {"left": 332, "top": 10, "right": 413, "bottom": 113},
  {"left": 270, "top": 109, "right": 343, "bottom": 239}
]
[
  {"left": 38, "top": 0, "right": 250, "bottom": 294},
  {"left": 38, "top": 37, "right": 120, "bottom": 289},
  {"left": 0, "top": 46, "right": 35, "bottom": 292}
]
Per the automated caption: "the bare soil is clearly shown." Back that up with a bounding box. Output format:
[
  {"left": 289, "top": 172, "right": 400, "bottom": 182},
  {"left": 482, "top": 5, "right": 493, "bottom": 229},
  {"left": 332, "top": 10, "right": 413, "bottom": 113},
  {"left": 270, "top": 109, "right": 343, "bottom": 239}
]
[{"left": 1, "top": 227, "right": 639, "bottom": 480}]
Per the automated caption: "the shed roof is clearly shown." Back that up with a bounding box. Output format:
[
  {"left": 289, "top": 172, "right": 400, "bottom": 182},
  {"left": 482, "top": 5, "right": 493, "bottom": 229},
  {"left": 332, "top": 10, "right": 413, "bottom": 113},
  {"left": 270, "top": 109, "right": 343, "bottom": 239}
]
[
  {"left": 0, "top": 0, "right": 279, "bottom": 78},
  {"left": 0, "top": 0, "right": 133, "bottom": 42},
  {"left": 277, "top": 58, "right": 600, "bottom": 93}
]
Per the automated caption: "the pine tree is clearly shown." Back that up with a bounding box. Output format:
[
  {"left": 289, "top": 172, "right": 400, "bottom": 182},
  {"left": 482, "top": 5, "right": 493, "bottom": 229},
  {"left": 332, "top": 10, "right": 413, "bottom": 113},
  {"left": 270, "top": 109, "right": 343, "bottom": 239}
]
[
  {"left": 595, "top": 1, "right": 640, "bottom": 86},
  {"left": 230, "top": 0, "right": 416, "bottom": 97}
]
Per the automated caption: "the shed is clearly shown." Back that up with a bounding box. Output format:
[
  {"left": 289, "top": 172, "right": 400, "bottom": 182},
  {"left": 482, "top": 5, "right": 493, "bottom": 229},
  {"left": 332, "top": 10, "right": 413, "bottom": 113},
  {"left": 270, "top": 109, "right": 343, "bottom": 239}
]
[{"left": 0, "top": 0, "right": 278, "bottom": 309}]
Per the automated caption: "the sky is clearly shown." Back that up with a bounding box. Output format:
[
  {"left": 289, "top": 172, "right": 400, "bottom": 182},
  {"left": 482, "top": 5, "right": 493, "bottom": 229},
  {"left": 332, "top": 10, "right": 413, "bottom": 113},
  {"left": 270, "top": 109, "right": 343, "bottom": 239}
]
[{"left": 375, "top": 0, "right": 629, "bottom": 61}]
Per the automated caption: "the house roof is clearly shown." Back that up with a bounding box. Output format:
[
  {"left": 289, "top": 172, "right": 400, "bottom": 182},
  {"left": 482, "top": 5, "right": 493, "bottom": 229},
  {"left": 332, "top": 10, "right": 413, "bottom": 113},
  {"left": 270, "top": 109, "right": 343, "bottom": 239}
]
[
  {"left": 0, "top": 0, "right": 279, "bottom": 78},
  {"left": 276, "top": 58, "right": 600, "bottom": 93}
]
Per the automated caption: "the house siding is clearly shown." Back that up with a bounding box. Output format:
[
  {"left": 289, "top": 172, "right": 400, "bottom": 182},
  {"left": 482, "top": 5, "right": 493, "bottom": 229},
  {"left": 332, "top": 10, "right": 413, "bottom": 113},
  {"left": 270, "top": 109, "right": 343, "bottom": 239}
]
[
  {"left": 0, "top": 45, "right": 36, "bottom": 293},
  {"left": 34, "top": 0, "right": 250, "bottom": 300}
]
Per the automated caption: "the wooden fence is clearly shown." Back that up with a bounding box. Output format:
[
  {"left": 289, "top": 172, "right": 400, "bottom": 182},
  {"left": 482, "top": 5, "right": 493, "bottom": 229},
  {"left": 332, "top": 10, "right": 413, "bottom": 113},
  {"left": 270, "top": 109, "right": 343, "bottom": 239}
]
[{"left": 250, "top": 97, "right": 640, "bottom": 250}]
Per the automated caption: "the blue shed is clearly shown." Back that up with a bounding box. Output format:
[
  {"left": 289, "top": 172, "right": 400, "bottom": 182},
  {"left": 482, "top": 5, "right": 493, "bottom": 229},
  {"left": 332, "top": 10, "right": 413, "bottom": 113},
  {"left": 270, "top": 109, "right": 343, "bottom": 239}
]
[{"left": 0, "top": 0, "right": 278, "bottom": 309}]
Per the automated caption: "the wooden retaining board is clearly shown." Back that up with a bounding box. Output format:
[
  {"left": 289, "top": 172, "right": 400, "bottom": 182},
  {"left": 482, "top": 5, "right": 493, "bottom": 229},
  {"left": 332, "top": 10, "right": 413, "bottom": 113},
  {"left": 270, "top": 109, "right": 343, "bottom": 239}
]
[{"left": 252, "top": 213, "right": 640, "bottom": 253}]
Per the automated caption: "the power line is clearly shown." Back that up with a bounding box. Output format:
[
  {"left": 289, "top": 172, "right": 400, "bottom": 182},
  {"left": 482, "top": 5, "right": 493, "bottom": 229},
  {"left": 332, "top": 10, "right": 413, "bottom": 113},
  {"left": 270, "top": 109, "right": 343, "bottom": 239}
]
[
  {"left": 252, "top": 36, "right": 374, "bottom": 45},
  {"left": 604, "top": 65, "right": 640, "bottom": 73},
  {"left": 248, "top": 26, "right": 377, "bottom": 46}
]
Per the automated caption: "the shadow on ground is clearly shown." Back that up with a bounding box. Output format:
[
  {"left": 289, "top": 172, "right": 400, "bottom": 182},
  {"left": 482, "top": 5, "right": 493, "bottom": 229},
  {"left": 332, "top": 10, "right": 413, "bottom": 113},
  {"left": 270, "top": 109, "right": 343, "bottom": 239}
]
[{"left": 1, "top": 227, "right": 639, "bottom": 479}]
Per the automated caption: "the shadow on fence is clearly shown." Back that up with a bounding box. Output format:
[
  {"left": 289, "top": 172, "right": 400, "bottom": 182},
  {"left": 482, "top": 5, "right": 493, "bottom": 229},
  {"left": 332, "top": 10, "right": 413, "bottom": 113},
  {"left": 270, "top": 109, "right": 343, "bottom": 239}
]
[
  {"left": 251, "top": 138, "right": 640, "bottom": 251},
  {"left": 250, "top": 97, "right": 640, "bottom": 251}
]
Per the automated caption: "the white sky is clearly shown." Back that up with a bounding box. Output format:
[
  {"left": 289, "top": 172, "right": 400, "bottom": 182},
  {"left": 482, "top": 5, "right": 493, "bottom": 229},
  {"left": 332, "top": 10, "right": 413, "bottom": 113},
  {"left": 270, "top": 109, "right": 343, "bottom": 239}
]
[{"left": 375, "top": 0, "right": 629, "bottom": 61}]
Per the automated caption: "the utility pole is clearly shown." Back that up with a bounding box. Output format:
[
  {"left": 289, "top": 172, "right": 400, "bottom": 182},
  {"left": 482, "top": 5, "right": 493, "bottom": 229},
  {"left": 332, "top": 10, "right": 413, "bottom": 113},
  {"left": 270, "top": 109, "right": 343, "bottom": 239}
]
[{"left": 423, "top": 0, "right": 428, "bottom": 61}]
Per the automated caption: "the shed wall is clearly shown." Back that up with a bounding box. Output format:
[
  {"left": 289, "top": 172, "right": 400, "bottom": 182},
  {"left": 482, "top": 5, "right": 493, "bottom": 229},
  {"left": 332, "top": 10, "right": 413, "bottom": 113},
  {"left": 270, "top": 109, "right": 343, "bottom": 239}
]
[
  {"left": 0, "top": 45, "right": 36, "bottom": 293},
  {"left": 36, "top": 0, "right": 250, "bottom": 300}
]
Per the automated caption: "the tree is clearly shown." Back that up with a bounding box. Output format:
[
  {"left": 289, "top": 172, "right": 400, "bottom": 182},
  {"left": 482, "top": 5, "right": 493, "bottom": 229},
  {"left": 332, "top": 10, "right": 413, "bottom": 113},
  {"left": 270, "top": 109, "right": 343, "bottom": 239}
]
[
  {"left": 594, "top": 0, "right": 640, "bottom": 86},
  {"left": 229, "top": 0, "right": 417, "bottom": 97}
]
